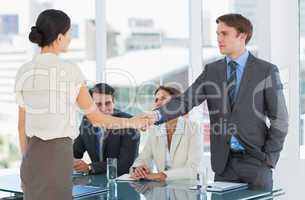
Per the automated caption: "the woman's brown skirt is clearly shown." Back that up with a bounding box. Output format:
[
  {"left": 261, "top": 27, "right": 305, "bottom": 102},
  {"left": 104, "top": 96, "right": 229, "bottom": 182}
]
[{"left": 20, "top": 136, "right": 73, "bottom": 200}]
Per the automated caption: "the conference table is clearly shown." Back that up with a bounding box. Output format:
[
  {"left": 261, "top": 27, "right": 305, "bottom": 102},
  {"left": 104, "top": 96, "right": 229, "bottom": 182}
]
[{"left": 0, "top": 171, "right": 284, "bottom": 200}]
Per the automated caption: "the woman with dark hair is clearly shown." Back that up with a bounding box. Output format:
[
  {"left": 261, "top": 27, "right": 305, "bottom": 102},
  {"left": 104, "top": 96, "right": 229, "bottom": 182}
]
[
  {"left": 130, "top": 86, "right": 203, "bottom": 181},
  {"left": 14, "top": 9, "right": 152, "bottom": 200}
]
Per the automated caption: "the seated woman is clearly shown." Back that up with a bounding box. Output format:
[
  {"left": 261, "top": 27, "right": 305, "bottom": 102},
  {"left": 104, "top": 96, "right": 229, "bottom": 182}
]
[{"left": 130, "top": 86, "right": 203, "bottom": 181}]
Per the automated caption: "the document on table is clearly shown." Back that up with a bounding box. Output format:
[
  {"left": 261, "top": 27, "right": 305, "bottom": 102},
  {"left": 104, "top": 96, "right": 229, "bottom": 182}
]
[
  {"left": 206, "top": 181, "right": 248, "bottom": 192},
  {"left": 115, "top": 174, "right": 138, "bottom": 181}
]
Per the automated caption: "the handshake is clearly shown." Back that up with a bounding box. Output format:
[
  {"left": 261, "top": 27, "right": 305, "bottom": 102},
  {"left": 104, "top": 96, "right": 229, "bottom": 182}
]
[{"left": 128, "top": 111, "right": 159, "bottom": 131}]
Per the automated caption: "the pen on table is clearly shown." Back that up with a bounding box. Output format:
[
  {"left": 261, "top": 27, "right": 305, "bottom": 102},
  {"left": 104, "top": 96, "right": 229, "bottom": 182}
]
[{"left": 197, "top": 173, "right": 202, "bottom": 189}]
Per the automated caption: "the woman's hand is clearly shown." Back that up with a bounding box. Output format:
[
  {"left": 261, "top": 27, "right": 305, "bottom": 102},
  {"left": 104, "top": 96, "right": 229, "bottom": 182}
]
[
  {"left": 128, "top": 115, "right": 155, "bottom": 130},
  {"left": 130, "top": 165, "right": 150, "bottom": 179},
  {"left": 145, "top": 172, "right": 167, "bottom": 182}
]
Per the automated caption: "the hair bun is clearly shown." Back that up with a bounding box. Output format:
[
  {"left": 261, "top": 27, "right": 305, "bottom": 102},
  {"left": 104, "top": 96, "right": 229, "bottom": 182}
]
[{"left": 29, "top": 26, "right": 43, "bottom": 46}]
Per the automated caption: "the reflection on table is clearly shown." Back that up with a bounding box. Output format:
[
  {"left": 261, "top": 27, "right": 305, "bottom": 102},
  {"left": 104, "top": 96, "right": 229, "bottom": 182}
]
[{"left": 0, "top": 172, "right": 284, "bottom": 200}]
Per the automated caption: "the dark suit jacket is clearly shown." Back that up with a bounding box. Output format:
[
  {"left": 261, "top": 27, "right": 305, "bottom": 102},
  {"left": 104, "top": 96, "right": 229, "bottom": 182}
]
[
  {"left": 156, "top": 52, "right": 289, "bottom": 175},
  {"left": 73, "top": 109, "right": 140, "bottom": 176}
]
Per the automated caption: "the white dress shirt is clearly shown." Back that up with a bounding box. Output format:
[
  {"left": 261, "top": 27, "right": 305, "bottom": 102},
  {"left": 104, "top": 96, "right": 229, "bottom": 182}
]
[{"left": 14, "top": 53, "right": 85, "bottom": 140}]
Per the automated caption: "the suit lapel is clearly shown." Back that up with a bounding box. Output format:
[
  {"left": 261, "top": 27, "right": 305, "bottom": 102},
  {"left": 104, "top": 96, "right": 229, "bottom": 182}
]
[
  {"left": 89, "top": 130, "right": 99, "bottom": 160},
  {"left": 169, "top": 119, "right": 184, "bottom": 160},
  {"left": 232, "top": 53, "right": 256, "bottom": 112},
  {"left": 217, "top": 58, "right": 231, "bottom": 113},
  {"left": 101, "top": 129, "right": 110, "bottom": 160},
  {"left": 156, "top": 126, "right": 166, "bottom": 171}
]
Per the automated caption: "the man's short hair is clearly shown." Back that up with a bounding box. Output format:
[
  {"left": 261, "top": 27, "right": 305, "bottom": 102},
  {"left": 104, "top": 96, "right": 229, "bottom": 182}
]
[
  {"left": 89, "top": 83, "right": 115, "bottom": 98},
  {"left": 216, "top": 13, "right": 253, "bottom": 44}
]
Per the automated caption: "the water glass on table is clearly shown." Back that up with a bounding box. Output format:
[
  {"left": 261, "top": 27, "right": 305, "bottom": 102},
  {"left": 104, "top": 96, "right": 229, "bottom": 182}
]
[{"left": 107, "top": 158, "right": 117, "bottom": 182}]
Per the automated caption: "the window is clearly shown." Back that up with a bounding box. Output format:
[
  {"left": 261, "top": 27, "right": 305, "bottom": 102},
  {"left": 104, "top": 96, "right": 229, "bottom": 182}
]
[
  {"left": 105, "top": 0, "right": 189, "bottom": 114},
  {"left": 0, "top": 0, "right": 95, "bottom": 168},
  {"left": 300, "top": 0, "right": 305, "bottom": 158},
  {"left": 0, "top": 15, "right": 18, "bottom": 35},
  {"left": 105, "top": 0, "right": 190, "bottom": 149},
  {"left": 71, "top": 24, "right": 80, "bottom": 39}
]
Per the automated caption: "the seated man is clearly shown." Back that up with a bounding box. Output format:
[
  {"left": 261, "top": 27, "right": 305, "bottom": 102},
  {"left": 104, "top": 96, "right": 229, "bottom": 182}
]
[
  {"left": 130, "top": 86, "right": 203, "bottom": 181},
  {"left": 73, "top": 83, "right": 140, "bottom": 175}
]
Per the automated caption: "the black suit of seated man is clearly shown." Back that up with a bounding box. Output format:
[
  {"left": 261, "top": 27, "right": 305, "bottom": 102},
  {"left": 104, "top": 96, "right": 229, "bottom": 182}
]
[{"left": 73, "top": 83, "right": 140, "bottom": 175}]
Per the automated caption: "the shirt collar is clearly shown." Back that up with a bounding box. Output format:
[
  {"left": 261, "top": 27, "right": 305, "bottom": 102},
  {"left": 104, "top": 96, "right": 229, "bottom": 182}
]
[{"left": 226, "top": 50, "right": 249, "bottom": 69}]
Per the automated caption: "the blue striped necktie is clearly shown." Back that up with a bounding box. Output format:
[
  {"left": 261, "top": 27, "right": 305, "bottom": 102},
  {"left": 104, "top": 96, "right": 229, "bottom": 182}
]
[
  {"left": 227, "top": 60, "right": 245, "bottom": 151},
  {"left": 227, "top": 60, "right": 238, "bottom": 110},
  {"left": 95, "top": 128, "right": 104, "bottom": 161}
]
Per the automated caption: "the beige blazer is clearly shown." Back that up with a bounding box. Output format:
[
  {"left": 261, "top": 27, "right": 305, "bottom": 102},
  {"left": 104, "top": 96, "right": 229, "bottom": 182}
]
[{"left": 130, "top": 117, "right": 203, "bottom": 181}]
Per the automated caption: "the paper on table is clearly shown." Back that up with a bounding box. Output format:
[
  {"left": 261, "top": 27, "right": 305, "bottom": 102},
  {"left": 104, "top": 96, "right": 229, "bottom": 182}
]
[
  {"left": 206, "top": 181, "right": 248, "bottom": 192},
  {"left": 115, "top": 174, "right": 138, "bottom": 181},
  {"left": 189, "top": 185, "right": 202, "bottom": 190}
]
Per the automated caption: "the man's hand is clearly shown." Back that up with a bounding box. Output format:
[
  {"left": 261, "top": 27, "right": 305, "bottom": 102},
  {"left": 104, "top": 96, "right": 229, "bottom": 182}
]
[
  {"left": 142, "top": 111, "right": 158, "bottom": 123},
  {"left": 131, "top": 111, "right": 158, "bottom": 131},
  {"left": 73, "top": 159, "right": 90, "bottom": 173},
  {"left": 129, "top": 114, "right": 155, "bottom": 130},
  {"left": 145, "top": 172, "right": 167, "bottom": 182},
  {"left": 265, "top": 156, "right": 274, "bottom": 168},
  {"left": 130, "top": 165, "right": 150, "bottom": 180}
]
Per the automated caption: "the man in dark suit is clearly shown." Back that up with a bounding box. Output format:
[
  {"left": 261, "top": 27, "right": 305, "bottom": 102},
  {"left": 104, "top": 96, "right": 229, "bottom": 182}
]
[
  {"left": 144, "top": 14, "right": 288, "bottom": 190},
  {"left": 73, "top": 83, "right": 140, "bottom": 176}
]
